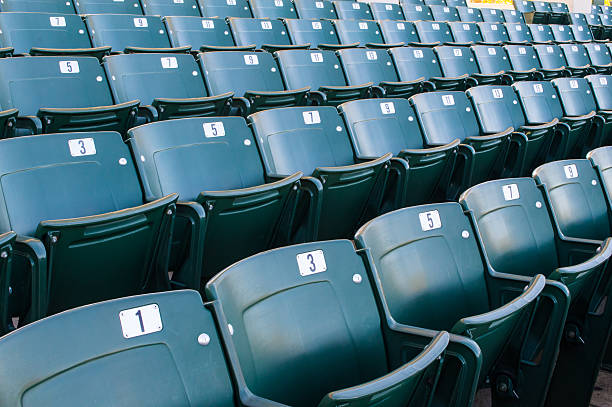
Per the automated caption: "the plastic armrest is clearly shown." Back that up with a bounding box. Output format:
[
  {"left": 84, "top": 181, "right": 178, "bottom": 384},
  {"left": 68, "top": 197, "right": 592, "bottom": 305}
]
[
  {"left": 379, "top": 77, "right": 427, "bottom": 98},
  {"left": 295, "top": 176, "right": 323, "bottom": 242},
  {"left": 13, "top": 235, "right": 47, "bottom": 322},
  {"left": 450, "top": 143, "right": 475, "bottom": 199},
  {"left": 16, "top": 115, "right": 42, "bottom": 135},
  {"left": 316, "top": 153, "right": 392, "bottom": 174},
  {"left": 199, "top": 44, "right": 256, "bottom": 52},
  {"left": 318, "top": 42, "right": 360, "bottom": 50},
  {"left": 173, "top": 201, "right": 206, "bottom": 290},
  {"left": 319, "top": 83, "right": 372, "bottom": 103},
  {"left": 29, "top": 46, "right": 111, "bottom": 61},
  {"left": 152, "top": 92, "right": 233, "bottom": 120},
  {"left": 198, "top": 172, "right": 302, "bottom": 200},
  {"left": 243, "top": 87, "right": 310, "bottom": 113},
  {"left": 408, "top": 41, "right": 440, "bottom": 47},
  {"left": 261, "top": 43, "right": 310, "bottom": 53},
  {"left": 0, "top": 47, "right": 13, "bottom": 57},
  {"left": 139, "top": 105, "right": 159, "bottom": 123},
  {"left": 550, "top": 237, "right": 612, "bottom": 287},
  {"left": 508, "top": 131, "right": 528, "bottom": 176},
  {"left": 124, "top": 45, "right": 191, "bottom": 54},
  {"left": 365, "top": 42, "right": 405, "bottom": 48}
]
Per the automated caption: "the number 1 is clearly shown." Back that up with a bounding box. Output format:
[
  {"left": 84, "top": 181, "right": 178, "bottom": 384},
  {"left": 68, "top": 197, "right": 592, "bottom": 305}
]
[{"left": 135, "top": 310, "right": 144, "bottom": 332}]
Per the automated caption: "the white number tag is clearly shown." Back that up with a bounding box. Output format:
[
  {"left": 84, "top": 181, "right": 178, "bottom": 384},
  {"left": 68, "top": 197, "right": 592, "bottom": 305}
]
[
  {"left": 533, "top": 83, "right": 543, "bottom": 93},
  {"left": 516, "top": 25, "right": 522, "bottom": 31},
  {"left": 312, "top": 21, "right": 322, "bottom": 29},
  {"left": 416, "top": 5, "right": 422, "bottom": 11},
  {"left": 352, "top": 2, "right": 360, "bottom": 9},
  {"left": 571, "top": 45, "right": 578, "bottom": 52},
  {"left": 600, "top": 77, "right": 608, "bottom": 85},
  {"left": 203, "top": 122, "right": 225, "bottom": 137},
  {"left": 453, "top": 48, "right": 462, "bottom": 57},
  {"left": 133, "top": 17, "right": 148, "bottom": 27},
  {"left": 59, "top": 60, "right": 79, "bottom": 73},
  {"left": 519, "top": 47, "right": 526, "bottom": 54},
  {"left": 569, "top": 79, "right": 578, "bottom": 89},
  {"left": 538, "top": 25, "right": 544, "bottom": 31},
  {"left": 174, "top": 0, "right": 184, "bottom": 3},
  {"left": 491, "top": 24, "right": 498, "bottom": 30},
  {"left": 202, "top": 19, "right": 215, "bottom": 29},
  {"left": 274, "top": 0, "right": 283, "bottom": 6},
  {"left": 578, "top": 26, "right": 584, "bottom": 31},
  {"left": 502, "top": 183, "right": 520, "bottom": 201},
  {"left": 119, "top": 304, "right": 163, "bottom": 339},
  {"left": 488, "top": 47, "right": 496, "bottom": 55},
  {"left": 315, "top": 1, "right": 324, "bottom": 7},
  {"left": 397, "top": 22, "right": 405, "bottom": 30},
  {"left": 296, "top": 250, "right": 327, "bottom": 276},
  {"left": 380, "top": 102, "right": 395, "bottom": 114},
  {"left": 68, "top": 138, "right": 96, "bottom": 157},
  {"left": 310, "top": 52, "right": 323, "bottom": 62},
  {"left": 511, "top": 10, "right": 516, "bottom": 15},
  {"left": 359, "top": 22, "right": 368, "bottom": 29},
  {"left": 366, "top": 50, "right": 377, "bottom": 60},
  {"left": 442, "top": 94, "right": 455, "bottom": 105},
  {"left": 463, "top": 24, "right": 470, "bottom": 30},
  {"left": 596, "top": 44, "right": 601, "bottom": 51},
  {"left": 413, "top": 49, "right": 423, "bottom": 58},
  {"left": 227, "top": 0, "right": 236, "bottom": 5},
  {"left": 564, "top": 163, "right": 578, "bottom": 179},
  {"left": 444, "top": 6, "right": 449, "bottom": 12},
  {"left": 492, "top": 88, "right": 503, "bottom": 98},
  {"left": 386, "top": 4, "right": 393, "bottom": 10},
  {"left": 490, "top": 9, "right": 496, "bottom": 14},
  {"left": 546, "top": 46, "right": 554, "bottom": 53},
  {"left": 303, "top": 110, "right": 321, "bottom": 124},
  {"left": 468, "top": 8, "right": 473, "bottom": 13},
  {"left": 244, "top": 54, "right": 259, "bottom": 65},
  {"left": 160, "top": 57, "right": 178, "bottom": 69},
  {"left": 261, "top": 21, "right": 272, "bottom": 29},
  {"left": 419, "top": 210, "right": 442, "bottom": 231},
  {"left": 432, "top": 23, "right": 440, "bottom": 30},
  {"left": 50, "top": 16, "right": 66, "bottom": 27}
]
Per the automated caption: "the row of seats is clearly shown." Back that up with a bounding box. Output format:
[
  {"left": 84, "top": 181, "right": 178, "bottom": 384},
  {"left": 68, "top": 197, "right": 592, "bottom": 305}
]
[
  {"left": 0, "top": 75, "right": 608, "bottom": 334},
  {"left": 2, "top": 142, "right": 612, "bottom": 406}
]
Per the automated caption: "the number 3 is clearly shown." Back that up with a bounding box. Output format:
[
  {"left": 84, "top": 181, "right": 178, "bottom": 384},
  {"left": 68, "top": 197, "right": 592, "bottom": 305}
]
[
  {"left": 307, "top": 253, "right": 316, "bottom": 272},
  {"left": 78, "top": 140, "right": 85, "bottom": 154}
]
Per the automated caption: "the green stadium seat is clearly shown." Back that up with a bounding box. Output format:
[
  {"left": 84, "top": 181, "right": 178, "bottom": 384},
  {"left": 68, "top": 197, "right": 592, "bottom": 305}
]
[
  {"left": 85, "top": 14, "right": 190, "bottom": 54},
  {"left": 0, "top": 231, "right": 16, "bottom": 336},
  {"left": 481, "top": 7, "right": 505, "bottom": 23},
  {"left": 73, "top": 0, "right": 143, "bottom": 14},
  {"left": 560, "top": 43, "right": 598, "bottom": 77},
  {"left": 505, "top": 44, "right": 568, "bottom": 80},
  {"left": 0, "top": 0, "right": 75, "bottom": 13},
  {"left": 529, "top": 24, "right": 555, "bottom": 44},
  {"left": 198, "top": 0, "right": 252, "bottom": 18},
  {"left": 0, "top": 56, "right": 138, "bottom": 135},
  {"left": 355, "top": 202, "right": 568, "bottom": 406},
  {"left": 414, "top": 20, "right": 453, "bottom": 45},
  {"left": 550, "top": 1, "right": 569, "bottom": 23},
  {"left": 378, "top": 20, "right": 419, "bottom": 44},
  {"left": 370, "top": 2, "right": 405, "bottom": 20},
  {"left": 401, "top": 3, "right": 433, "bottom": 21},
  {"left": 585, "top": 43, "right": 612, "bottom": 74},
  {"left": 533, "top": 1, "right": 554, "bottom": 24},
  {"left": 228, "top": 17, "right": 300, "bottom": 50},
  {"left": 333, "top": 0, "right": 372, "bottom": 20},
  {"left": 570, "top": 12, "right": 589, "bottom": 25},
  {"left": 471, "top": 44, "right": 538, "bottom": 82},
  {"left": 128, "top": 116, "right": 301, "bottom": 286},
  {"left": 0, "top": 131, "right": 177, "bottom": 324},
  {"left": 0, "top": 12, "right": 110, "bottom": 59},
  {"left": 164, "top": 16, "right": 238, "bottom": 50},
  {"left": 339, "top": 98, "right": 458, "bottom": 207},
  {"left": 332, "top": 19, "right": 385, "bottom": 47},
  {"left": 586, "top": 74, "right": 612, "bottom": 144},
  {"left": 505, "top": 22, "right": 533, "bottom": 43},
  {"left": 586, "top": 13, "right": 605, "bottom": 40},
  {"left": 141, "top": 0, "right": 201, "bottom": 16},
  {"left": 550, "top": 24, "right": 574, "bottom": 42},
  {"left": 449, "top": 22, "right": 483, "bottom": 45},
  {"left": 457, "top": 5, "right": 483, "bottom": 22},
  {"left": 460, "top": 176, "right": 612, "bottom": 407},
  {"left": 205, "top": 239, "right": 450, "bottom": 407},
  {"left": 199, "top": 50, "right": 309, "bottom": 114},
  {"left": 573, "top": 23, "right": 595, "bottom": 43},
  {"left": 284, "top": 18, "right": 341, "bottom": 49},
  {"left": 249, "top": 0, "right": 298, "bottom": 19},
  {"left": 249, "top": 106, "right": 391, "bottom": 240},
  {"left": 477, "top": 22, "right": 509, "bottom": 44},
  {"left": 103, "top": 53, "right": 231, "bottom": 123},
  {"left": 502, "top": 9, "right": 525, "bottom": 23},
  {"left": 0, "top": 290, "right": 235, "bottom": 406},
  {"left": 447, "top": 0, "right": 467, "bottom": 7},
  {"left": 435, "top": 45, "right": 505, "bottom": 86},
  {"left": 515, "top": 0, "right": 549, "bottom": 24},
  {"left": 430, "top": 5, "right": 460, "bottom": 22},
  {"left": 294, "top": 0, "right": 337, "bottom": 19}
]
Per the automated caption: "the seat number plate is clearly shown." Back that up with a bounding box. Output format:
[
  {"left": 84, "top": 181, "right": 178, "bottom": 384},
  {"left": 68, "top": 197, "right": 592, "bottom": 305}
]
[
  {"left": 202, "top": 20, "right": 215, "bottom": 29},
  {"left": 502, "top": 183, "right": 520, "bottom": 201},
  {"left": 134, "top": 17, "right": 148, "bottom": 27},
  {"left": 50, "top": 16, "right": 66, "bottom": 27},
  {"left": 601, "top": 77, "right": 608, "bottom": 85},
  {"left": 303, "top": 110, "right": 321, "bottom": 124},
  {"left": 453, "top": 48, "right": 462, "bottom": 57},
  {"left": 564, "top": 164, "right": 578, "bottom": 179},
  {"left": 569, "top": 79, "right": 578, "bottom": 88},
  {"left": 311, "top": 52, "right": 323, "bottom": 62},
  {"left": 397, "top": 22, "right": 405, "bottom": 30},
  {"left": 359, "top": 22, "right": 368, "bottom": 29},
  {"left": 244, "top": 54, "right": 259, "bottom": 65},
  {"left": 68, "top": 138, "right": 96, "bottom": 157},
  {"left": 119, "top": 304, "right": 163, "bottom": 339},
  {"left": 419, "top": 210, "right": 442, "bottom": 231},
  {"left": 203, "top": 122, "right": 225, "bottom": 137},
  {"left": 297, "top": 250, "right": 327, "bottom": 276},
  {"left": 533, "top": 83, "right": 543, "bottom": 93},
  {"left": 442, "top": 94, "right": 455, "bottom": 105},
  {"left": 261, "top": 21, "right": 272, "bottom": 29},
  {"left": 59, "top": 60, "right": 79, "bottom": 73},
  {"left": 366, "top": 50, "right": 377, "bottom": 60},
  {"left": 492, "top": 88, "right": 503, "bottom": 98},
  {"left": 380, "top": 102, "right": 395, "bottom": 114},
  {"left": 312, "top": 21, "right": 322, "bottom": 29},
  {"left": 413, "top": 49, "right": 423, "bottom": 58},
  {"left": 161, "top": 57, "right": 178, "bottom": 69}
]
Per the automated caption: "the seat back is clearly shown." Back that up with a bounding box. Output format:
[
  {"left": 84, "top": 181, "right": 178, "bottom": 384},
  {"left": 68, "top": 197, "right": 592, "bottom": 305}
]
[
  {"left": 74, "top": 0, "right": 142, "bottom": 14},
  {"left": 481, "top": 8, "right": 505, "bottom": 23},
  {"left": 471, "top": 44, "right": 512, "bottom": 74},
  {"left": 0, "top": 56, "right": 115, "bottom": 116},
  {"left": 333, "top": 0, "right": 372, "bottom": 20},
  {"left": 515, "top": 0, "right": 535, "bottom": 13},
  {"left": 478, "top": 22, "right": 509, "bottom": 43},
  {"left": 85, "top": 14, "right": 172, "bottom": 52},
  {"left": 559, "top": 43, "right": 591, "bottom": 69},
  {"left": 585, "top": 43, "right": 612, "bottom": 67},
  {"left": 551, "top": 77, "right": 597, "bottom": 117},
  {"left": 0, "top": 0, "right": 75, "bottom": 12},
  {"left": 415, "top": 20, "right": 453, "bottom": 44},
  {"left": 276, "top": 49, "right": 346, "bottom": 90},
  {"left": 294, "top": 0, "right": 337, "bottom": 19},
  {"left": 447, "top": 0, "right": 466, "bottom": 6},
  {"left": 460, "top": 177, "right": 559, "bottom": 277},
  {"left": 449, "top": 22, "right": 483, "bottom": 44},
  {"left": 379, "top": 20, "right": 419, "bottom": 44},
  {"left": 199, "top": 0, "right": 252, "bottom": 18},
  {"left": 205, "top": 240, "right": 388, "bottom": 407},
  {"left": 586, "top": 12, "right": 602, "bottom": 26},
  {"left": 338, "top": 47, "right": 399, "bottom": 85},
  {"left": 600, "top": 5, "right": 612, "bottom": 14},
  {"left": 0, "top": 291, "right": 235, "bottom": 407},
  {"left": 589, "top": 147, "right": 612, "bottom": 209},
  {"left": 249, "top": 0, "right": 298, "bottom": 19},
  {"left": 141, "top": 0, "right": 200, "bottom": 16},
  {"left": 457, "top": 5, "right": 483, "bottom": 22},
  {"left": 528, "top": 23, "right": 555, "bottom": 42},
  {"left": 333, "top": 19, "right": 383, "bottom": 46},
  {"left": 570, "top": 24, "right": 593, "bottom": 42},
  {"left": 534, "top": 159, "right": 611, "bottom": 241},
  {"left": 551, "top": 24, "right": 575, "bottom": 42},
  {"left": 401, "top": 3, "right": 433, "bottom": 21},
  {"left": 504, "top": 44, "right": 541, "bottom": 71},
  {"left": 0, "top": 12, "right": 93, "bottom": 55},
  {"left": 467, "top": 84, "right": 526, "bottom": 133},
  {"left": 165, "top": 16, "right": 235, "bottom": 49},
  {"left": 284, "top": 18, "right": 339, "bottom": 47},
  {"left": 586, "top": 74, "right": 612, "bottom": 110},
  {"left": 390, "top": 46, "right": 443, "bottom": 82},
  {"left": 103, "top": 53, "right": 208, "bottom": 105},
  {"left": 513, "top": 80, "right": 563, "bottom": 124},
  {"left": 199, "top": 50, "right": 285, "bottom": 96},
  {"left": 533, "top": 44, "right": 567, "bottom": 70},
  {"left": 435, "top": 45, "right": 479, "bottom": 77},
  {"left": 506, "top": 22, "right": 534, "bottom": 43},
  {"left": 571, "top": 12, "right": 588, "bottom": 25},
  {"left": 602, "top": 13, "right": 612, "bottom": 26},
  {"left": 370, "top": 2, "right": 405, "bottom": 20},
  {"left": 550, "top": 2, "right": 569, "bottom": 13},
  {"left": 339, "top": 98, "right": 425, "bottom": 156},
  {"left": 502, "top": 9, "right": 524, "bottom": 23},
  {"left": 533, "top": 1, "right": 553, "bottom": 12},
  {"left": 228, "top": 17, "right": 290, "bottom": 48},
  {"left": 430, "top": 5, "right": 460, "bottom": 22},
  {"left": 411, "top": 91, "right": 479, "bottom": 145}
]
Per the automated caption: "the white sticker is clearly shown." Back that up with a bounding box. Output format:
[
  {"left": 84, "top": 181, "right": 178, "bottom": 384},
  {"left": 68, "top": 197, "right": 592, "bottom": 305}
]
[
  {"left": 386, "top": 4, "right": 393, "bottom": 10},
  {"left": 511, "top": 10, "right": 516, "bottom": 15},
  {"left": 244, "top": 54, "right": 259, "bottom": 65},
  {"left": 315, "top": 1, "right": 324, "bottom": 7},
  {"left": 491, "top": 24, "right": 498, "bottom": 30},
  {"left": 303, "top": 110, "right": 321, "bottom": 124},
  {"left": 502, "top": 183, "right": 520, "bottom": 201},
  {"left": 274, "top": 0, "right": 283, "bottom": 6},
  {"left": 538, "top": 25, "right": 544, "bottom": 31},
  {"left": 533, "top": 83, "right": 543, "bottom": 93},
  {"left": 578, "top": 26, "right": 584, "bottom": 31},
  {"left": 516, "top": 25, "right": 522, "bottom": 31},
  {"left": 571, "top": 45, "right": 578, "bottom": 52},
  {"left": 468, "top": 8, "right": 473, "bottom": 13},
  {"left": 444, "top": 6, "right": 449, "bottom": 12},
  {"left": 312, "top": 21, "right": 322, "bottom": 29},
  {"left": 463, "top": 24, "right": 470, "bottom": 30},
  {"left": 119, "top": 304, "right": 163, "bottom": 339},
  {"left": 380, "top": 102, "right": 395, "bottom": 114},
  {"left": 546, "top": 46, "right": 554, "bottom": 53},
  {"left": 442, "top": 94, "right": 455, "bottom": 105},
  {"left": 432, "top": 23, "right": 440, "bottom": 30},
  {"left": 310, "top": 52, "right": 323, "bottom": 62},
  {"left": 296, "top": 250, "right": 327, "bottom": 276},
  {"left": 50, "top": 16, "right": 66, "bottom": 27},
  {"left": 419, "top": 210, "right": 442, "bottom": 231},
  {"left": 366, "top": 50, "right": 377, "bottom": 60},
  {"left": 488, "top": 47, "right": 496, "bottom": 55},
  {"left": 453, "top": 48, "right": 462, "bottom": 57},
  {"left": 68, "top": 137, "right": 96, "bottom": 156},
  {"left": 59, "top": 60, "right": 79, "bottom": 73},
  {"left": 352, "top": 2, "right": 360, "bottom": 8},
  {"left": 227, "top": 0, "right": 236, "bottom": 5},
  {"left": 261, "top": 21, "right": 272, "bottom": 29},
  {"left": 600, "top": 77, "right": 608, "bottom": 85},
  {"left": 397, "top": 22, "right": 405, "bottom": 30},
  {"left": 174, "top": 0, "right": 184, "bottom": 3},
  {"left": 569, "top": 79, "right": 578, "bottom": 89},
  {"left": 413, "top": 49, "right": 424, "bottom": 58},
  {"left": 160, "top": 57, "right": 178, "bottom": 69},
  {"left": 202, "top": 19, "right": 215, "bottom": 29},
  {"left": 203, "top": 121, "right": 225, "bottom": 137},
  {"left": 490, "top": 9, "right": 496, "bottom": 14},
  {"left": 564, "top": 163, "right": 578, "bottom": 179},
  {"left": 359, "top": 22, "right": 368, "bottom": 30},
  {"left": 558, "top": 26, "right": 564, "bottom": 31},
  {"left": 416, "top": 5, "right": 422, "bottom": 11},
  {"left": 492, "top": 88, "right": 503, "bottom": 98},
  {"left": 133, "top": 17, "right": 148, "bottom": 27}
]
